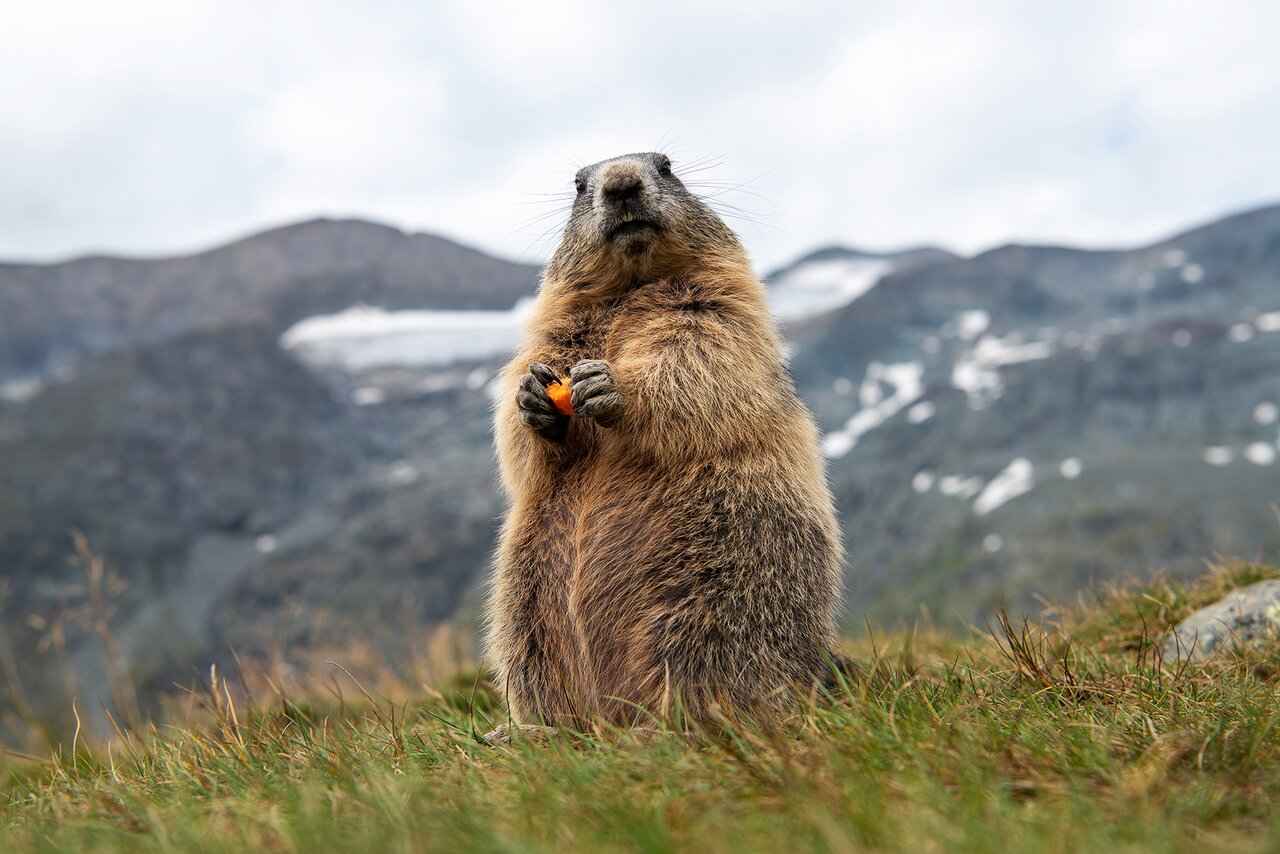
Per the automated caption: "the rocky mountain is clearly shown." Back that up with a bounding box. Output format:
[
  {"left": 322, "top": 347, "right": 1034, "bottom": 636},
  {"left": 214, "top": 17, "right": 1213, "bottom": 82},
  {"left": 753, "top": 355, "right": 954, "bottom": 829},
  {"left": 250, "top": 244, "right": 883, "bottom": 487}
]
[
  {"left": 0, "top": 218, "right": 540, "bottom": 380},
  {"left": 1, "top": 205, "right": 1278, "bottom": 733},
  {"left": 0, "top": 220, "right": 533, "bottom": 731},
  {"left": 764, "top": 245, "right": 958, "bottom": 321},
  {"left": 789, "top": 203, "right": 1280, "bottom": 621}
]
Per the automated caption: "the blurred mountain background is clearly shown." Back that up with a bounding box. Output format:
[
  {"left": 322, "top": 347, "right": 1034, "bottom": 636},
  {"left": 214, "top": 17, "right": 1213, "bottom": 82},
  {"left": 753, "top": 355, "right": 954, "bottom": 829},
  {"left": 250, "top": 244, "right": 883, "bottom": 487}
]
[{"left": 2, "top": 202, "right": 1278, "bottom": 729}]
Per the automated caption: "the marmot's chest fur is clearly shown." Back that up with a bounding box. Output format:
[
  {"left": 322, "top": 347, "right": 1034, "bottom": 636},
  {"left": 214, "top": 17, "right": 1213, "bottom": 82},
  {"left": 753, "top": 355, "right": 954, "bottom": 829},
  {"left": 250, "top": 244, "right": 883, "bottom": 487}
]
[{"left": 485, "top": 152, "right": 843, "bottom": 728}]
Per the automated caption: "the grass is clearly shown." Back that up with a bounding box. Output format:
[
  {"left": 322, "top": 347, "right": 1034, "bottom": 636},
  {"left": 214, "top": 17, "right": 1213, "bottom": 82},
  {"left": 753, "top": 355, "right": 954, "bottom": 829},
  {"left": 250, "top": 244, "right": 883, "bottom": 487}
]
[{"left": 4, "top": 561, "right": 1280, "bottom": 852}]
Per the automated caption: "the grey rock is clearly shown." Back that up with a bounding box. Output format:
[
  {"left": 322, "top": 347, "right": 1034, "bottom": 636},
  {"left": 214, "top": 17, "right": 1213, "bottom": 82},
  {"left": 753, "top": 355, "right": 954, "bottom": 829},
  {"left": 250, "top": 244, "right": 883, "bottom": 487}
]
[{"left": 1161, "top": 579, "right": 1280, "bottom": 662}]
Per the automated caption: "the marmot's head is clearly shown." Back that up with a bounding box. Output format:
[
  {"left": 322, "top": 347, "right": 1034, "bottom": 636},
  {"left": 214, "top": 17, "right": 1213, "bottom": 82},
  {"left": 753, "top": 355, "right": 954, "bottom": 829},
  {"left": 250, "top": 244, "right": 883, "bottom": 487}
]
[{"left": 544, "top": 152, "right": 746, "bottom": 294}]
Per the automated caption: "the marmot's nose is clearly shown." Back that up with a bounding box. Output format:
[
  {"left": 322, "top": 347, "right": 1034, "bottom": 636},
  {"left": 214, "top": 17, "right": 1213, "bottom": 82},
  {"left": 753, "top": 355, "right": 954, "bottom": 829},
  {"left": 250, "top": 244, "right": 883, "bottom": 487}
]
[{"left": 602, "top": 174, "right": 643, "bottom": 206}]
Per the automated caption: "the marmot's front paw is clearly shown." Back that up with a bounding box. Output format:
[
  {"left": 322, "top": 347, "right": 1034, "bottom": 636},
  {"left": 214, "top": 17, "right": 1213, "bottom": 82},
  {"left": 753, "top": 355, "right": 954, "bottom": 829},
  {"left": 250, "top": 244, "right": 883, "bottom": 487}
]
[
  {"left": 516, "top": 363, "right": 567, "bottom": 441},
  {"left": 570, "top": 359, "right": 623, "bottom": 428}
]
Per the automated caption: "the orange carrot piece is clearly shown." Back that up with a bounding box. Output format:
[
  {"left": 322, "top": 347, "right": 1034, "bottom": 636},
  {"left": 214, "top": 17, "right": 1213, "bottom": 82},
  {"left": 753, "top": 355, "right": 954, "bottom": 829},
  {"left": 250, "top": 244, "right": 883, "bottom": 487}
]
[{"left": 546, "top": 380, "right": 574, "bottom": 416}]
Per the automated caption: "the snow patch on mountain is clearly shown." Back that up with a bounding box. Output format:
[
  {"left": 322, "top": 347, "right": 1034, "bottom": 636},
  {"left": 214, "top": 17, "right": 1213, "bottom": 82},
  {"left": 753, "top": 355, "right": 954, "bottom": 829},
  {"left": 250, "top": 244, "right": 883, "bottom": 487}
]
[
  {"left": 767, "top": 257, "right": 892, "bottom": 321},
  {"left": 1245, "top": 443, "right": 1276, "bottom": 466},
  {"left": 280, "top": 299, "right": 536, "bottom": 370},
  {"left": 907, "top": 400, "right": 936, "bottom": 424},
  {"left": 822, "top": 360, "right": 924, "bottom": 459},
  {"left": 951, "top": 331, "right": 1054, "bottom": 408},
  {"left": 939, "top": 475, "right": 983, "bottom": 499},
  {"left": 1059, "top": 457, "right": 1083, "bottom": 479},
  {"left": 0, "top": 376, "right": 45, "bottom": 403},
  {"left": 973, "top": 458, "right": 1035, "bottom": 516},
  {"left": 1204, "top": 447, "right": 1234, "bottom": 466}
]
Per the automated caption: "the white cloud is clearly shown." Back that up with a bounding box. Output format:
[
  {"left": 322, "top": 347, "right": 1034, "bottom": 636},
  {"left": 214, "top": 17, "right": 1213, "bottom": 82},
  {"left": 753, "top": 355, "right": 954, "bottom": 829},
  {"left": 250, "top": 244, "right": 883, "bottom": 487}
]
[{"left": 1, "top": 0, "right": 1278, "bottom": 271}]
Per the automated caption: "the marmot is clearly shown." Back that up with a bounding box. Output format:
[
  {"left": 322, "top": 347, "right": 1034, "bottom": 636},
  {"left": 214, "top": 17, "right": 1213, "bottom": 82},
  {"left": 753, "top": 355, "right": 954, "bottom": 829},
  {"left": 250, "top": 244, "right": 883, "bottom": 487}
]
[{"left": 486, "top": 152, "right": 843, "bottom": 727}]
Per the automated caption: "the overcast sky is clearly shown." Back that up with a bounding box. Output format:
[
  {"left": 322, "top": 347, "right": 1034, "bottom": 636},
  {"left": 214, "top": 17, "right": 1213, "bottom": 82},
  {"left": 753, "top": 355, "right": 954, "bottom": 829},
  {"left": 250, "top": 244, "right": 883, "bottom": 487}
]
[{"left": 3, "top": 1, "right": 1279, "bottom": 272}]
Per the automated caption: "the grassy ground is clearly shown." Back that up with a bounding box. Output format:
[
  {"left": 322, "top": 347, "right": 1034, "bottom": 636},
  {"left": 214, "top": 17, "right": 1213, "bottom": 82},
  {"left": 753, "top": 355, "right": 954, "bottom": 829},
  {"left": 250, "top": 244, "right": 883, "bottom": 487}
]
[{"left": 4, "top": 562, "right": 1280, "bottom": 852}]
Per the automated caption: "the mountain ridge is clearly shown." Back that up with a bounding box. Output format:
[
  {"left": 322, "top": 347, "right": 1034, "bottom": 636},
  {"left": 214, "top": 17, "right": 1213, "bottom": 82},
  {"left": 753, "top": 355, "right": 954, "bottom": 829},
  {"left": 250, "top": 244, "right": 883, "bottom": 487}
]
[{"left": 0, "top": 217, "right": 542, "bottom": 377}]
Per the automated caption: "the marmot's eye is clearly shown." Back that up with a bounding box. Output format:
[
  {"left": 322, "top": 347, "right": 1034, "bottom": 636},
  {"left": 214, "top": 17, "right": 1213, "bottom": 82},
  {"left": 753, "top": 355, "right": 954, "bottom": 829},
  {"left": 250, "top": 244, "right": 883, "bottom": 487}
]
[
  {"left": 658, "top": 159, "right": 673, "bottom": 175},
  {"left": 575, "top": 178, "right": 587, "bottom": 195}
]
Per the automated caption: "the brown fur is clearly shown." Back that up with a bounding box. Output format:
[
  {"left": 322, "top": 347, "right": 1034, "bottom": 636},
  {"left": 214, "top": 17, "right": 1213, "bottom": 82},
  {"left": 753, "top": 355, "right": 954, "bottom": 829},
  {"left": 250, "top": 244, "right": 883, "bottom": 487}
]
[{"left": 485, "top": 152, "right": 843, "bottom": 727}]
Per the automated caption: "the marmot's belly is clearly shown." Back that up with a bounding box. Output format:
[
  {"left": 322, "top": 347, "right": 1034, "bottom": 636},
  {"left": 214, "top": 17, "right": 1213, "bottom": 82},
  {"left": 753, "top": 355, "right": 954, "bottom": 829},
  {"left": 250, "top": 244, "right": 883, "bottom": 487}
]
[{"left": 548, "top": 459, "right": 836, "bottom": 702}]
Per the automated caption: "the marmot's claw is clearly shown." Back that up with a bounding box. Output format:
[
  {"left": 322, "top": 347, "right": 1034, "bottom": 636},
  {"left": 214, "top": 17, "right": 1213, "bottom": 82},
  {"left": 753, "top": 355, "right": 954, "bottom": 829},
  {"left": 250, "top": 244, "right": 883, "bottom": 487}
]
[
  {"left": 481, "top": 723, "right": 558, "bottom": 745},
  {"left": 567, "top": 373, "right": 609, "bottom": 403},
  {"left": 520, "top": 408, "right": 564, "bottom": 438},
  {"left": 576, "top": 392, "right": 624, "bottom": 427},
  {"left": 517, "top": 375, "right": 556, "bottom": 414},
  {"left": 516, "top": 373, "right": 566, "bottom": 440},
  {"left": 570, "top": 360, "right": 623, "bottom": 427},
  {"left": 529, "top": 362, "right": 560, "bottom": 387}
]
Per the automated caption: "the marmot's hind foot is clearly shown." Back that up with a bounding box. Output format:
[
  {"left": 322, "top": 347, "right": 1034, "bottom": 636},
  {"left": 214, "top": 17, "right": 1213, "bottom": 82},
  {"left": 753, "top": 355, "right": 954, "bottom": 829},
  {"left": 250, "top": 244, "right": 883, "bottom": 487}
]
[
  {"left": 818, "top": 651, "right": 862, "bottom": 693},
  {"left": 480, "top": 723, "right": 559, "bottom": 745}
]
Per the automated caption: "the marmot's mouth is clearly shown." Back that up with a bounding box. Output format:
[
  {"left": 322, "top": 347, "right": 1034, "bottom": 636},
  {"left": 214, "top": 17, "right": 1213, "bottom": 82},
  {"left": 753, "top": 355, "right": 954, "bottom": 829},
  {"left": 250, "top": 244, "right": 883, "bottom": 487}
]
[{"left": 606, "top": 220, "right": 660, "bottom": 241}]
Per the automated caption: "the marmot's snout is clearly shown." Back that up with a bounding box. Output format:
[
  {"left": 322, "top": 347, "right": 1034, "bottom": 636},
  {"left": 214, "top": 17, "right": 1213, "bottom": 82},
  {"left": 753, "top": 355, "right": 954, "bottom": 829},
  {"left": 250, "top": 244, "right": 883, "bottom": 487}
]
[
  {"left": 601, "top": 169, "right": 645, "bottom": 208},
  {"left": 599, "top": 160, "right": 655, "bottom": 215},
  {"left": 597, "top": 161, "right": 662, "bottom": 250}
]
